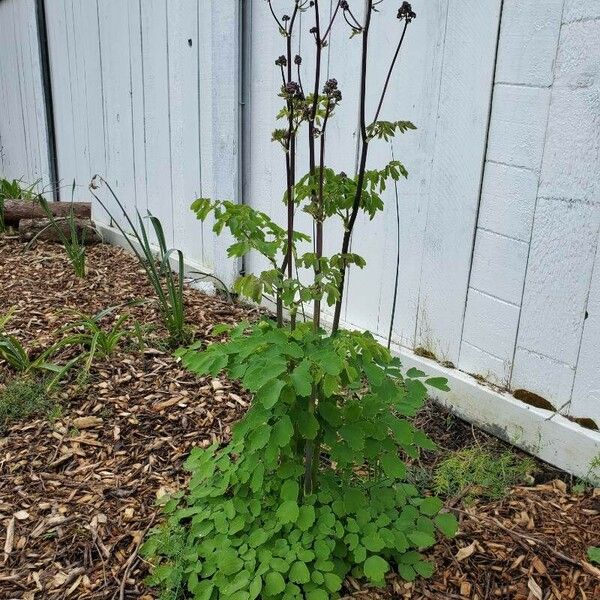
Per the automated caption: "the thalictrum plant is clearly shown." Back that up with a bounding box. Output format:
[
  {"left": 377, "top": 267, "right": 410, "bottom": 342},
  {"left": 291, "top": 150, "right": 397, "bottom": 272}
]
[{"left": 144, "top": 3, "right": 457, "bottom": 599}]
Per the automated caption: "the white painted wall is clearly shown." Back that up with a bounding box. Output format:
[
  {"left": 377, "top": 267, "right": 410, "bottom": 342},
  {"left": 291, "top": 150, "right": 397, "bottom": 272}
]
[
  {"left": 1, "top": 0, "right": 599, "bottom": 428},
  {"left": 244, "top": 0, "right": 501, "bottom": 365},
  {"left": 461, "top": 0, "right": 600, "bottom": 423},
  {"left": 41, "top": 0, "right": 240, "bottom": 285},
  {"left": 0, "top": 0, "right": 50, "bottom": 189}
]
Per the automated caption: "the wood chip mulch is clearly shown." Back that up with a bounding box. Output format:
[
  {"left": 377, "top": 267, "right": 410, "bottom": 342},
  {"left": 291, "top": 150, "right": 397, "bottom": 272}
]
[{"left": 0, "top": 237, "right": 599, "bottom": 600}]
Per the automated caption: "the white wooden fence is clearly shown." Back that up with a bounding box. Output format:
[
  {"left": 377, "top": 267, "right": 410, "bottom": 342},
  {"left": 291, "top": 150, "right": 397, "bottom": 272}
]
[{"left": 1, "top": 1, "right": 599, "bottom": 459}]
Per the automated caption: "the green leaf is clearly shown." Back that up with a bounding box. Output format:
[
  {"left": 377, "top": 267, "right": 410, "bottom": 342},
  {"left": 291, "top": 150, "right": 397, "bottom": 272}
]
[
  {"left": 257, "top": 379, "right": 286, "bottom": 409},
  {"left": 318, "top": 400, "right": 341, "bottom": 426},
  {"left": 264, "top": 571, "right": 286, "bottom": 595},
  {"left": 289, "top": 561, "right": 310, "bottom": 584},
  {"left": 380, "top": 453, "right": 406, "bottom": 479},
  {"left": 419, "top": 497, "right": 443, "bottom": 516},
  {"left": 218, "top": 549, "right": 243, "bottom": 575},
  {"left": 434, "top": 512, "right": 458, "bottom": 538},
  {"left": 587, "top": 546, "right": 600, "bottom": 564},
  {"left": 297, "top": 505, "right": 316, "bottom": 531},
  {"left": 425, "top": 377, "right": 450, "bottom": 391},
  {"left": 272, "top": 416, "right": 294, "bottom": 447},
  {"left": 306, "top": 591, "right": 328, "bottom": 600},
  {"left": 344, "top": 488, "right": 366, "bottom": 513},
  {"left": 339, "top": 422, "right": 365, "bottom": 451},
  {"left": 323, "top": 572, "right": 343, "bottom": 592},
  {"left": 408, "top": 531, "right": 436, "bottom": 549},
  {"left": 291, "top": 360, "right": 312, "bottom": 397},
  {"left": 398, "top": 563, "right": 416, "bottom": 581},
  {"left": 363, "top": 555, "right": 389, "bottom": 584},
  {"left": 406, "top": 367, "right": 426, "bottom": 378},
  {"left": 247, "top": 424, "right": 271, "bottom": 452},
  {"left": 276, "top": 500, "right": 299, "bottom": 524},
  {"left": 281, "top": 479, "right": 299, "bottom": 501},
  {"left": 413, "top": 560, "right": 435, "bottom": 578},
  {"left": 363, "top": 532, "right": 385, "bottom": 552},
  {"left": 297, "top": 411, "right": 319, "bottom": 440},
  {"left": 248, "top": 528, "right": 269, "bottom": 548},
  {"left": 244, "top": 360, "right": 287, "bottom": 391}
]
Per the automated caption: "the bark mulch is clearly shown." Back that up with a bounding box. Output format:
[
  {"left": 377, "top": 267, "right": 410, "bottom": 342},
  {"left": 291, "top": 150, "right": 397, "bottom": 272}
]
[{"left": 0, "top": 238, "right": 599, "bottom": 600}]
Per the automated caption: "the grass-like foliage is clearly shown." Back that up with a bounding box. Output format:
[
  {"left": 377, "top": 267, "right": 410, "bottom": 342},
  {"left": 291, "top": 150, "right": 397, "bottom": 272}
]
[
  {"left": 588, "top": 547, "right": 600, "bottom": 565},
  {"left": 143, "top": 321, "right": 457, "bottom": 598},
  {"left": 433, "top": 448, "right": 535, "bottom": 501},
  {"left": 0, "top": 376, "right": 55, "bottom": 428},
  {"left": 29, "top": 183, "right": 88, "bottom": 277},
  {"left": 56, "top": 307, "right": 134, "bottom": 375},
  {"left": 0, "top": 309, "right": 77, "bottom": 391},
  {"left": 89, "top": 176, "right": 188, "bottom": 346}
]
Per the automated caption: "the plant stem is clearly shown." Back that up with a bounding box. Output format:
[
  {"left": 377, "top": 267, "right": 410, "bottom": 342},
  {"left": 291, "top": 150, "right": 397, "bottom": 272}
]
[
  {"left": 372, "top": 20, "right": 409, "bottom": 124},
  {"left": 332, "top": 1, "right": 373, "bottom": 334}
]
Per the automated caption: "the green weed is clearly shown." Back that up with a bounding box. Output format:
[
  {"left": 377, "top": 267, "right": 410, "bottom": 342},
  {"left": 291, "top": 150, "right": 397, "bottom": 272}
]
[
  {"left": 433, "top": 447, "right": 535, "bottom": 501},
  {"left": 0, "top": 377, "right": 57, "bottom": 428}
]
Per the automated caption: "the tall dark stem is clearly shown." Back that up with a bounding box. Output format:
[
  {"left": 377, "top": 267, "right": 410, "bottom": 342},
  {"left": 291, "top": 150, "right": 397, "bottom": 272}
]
[
  {"left": 331, "top": 1, "right": 373, "bottom": 334},
  {"left": 303, "top": 0, "right": 323, "bottom": 497},
  {"left": 332, "top": 7, "right": 411, "bottom": 334},
  {"left": 373, "top": 20, "right": 409, "bottom": 124}
]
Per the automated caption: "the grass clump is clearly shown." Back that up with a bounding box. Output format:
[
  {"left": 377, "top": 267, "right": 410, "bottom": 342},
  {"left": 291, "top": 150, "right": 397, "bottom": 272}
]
[
  {"left": 0, "top": 377, "right": 56, "bottom": 428},
  {"left": 433, "top": 447, "right": 535, "bottom": 501}
]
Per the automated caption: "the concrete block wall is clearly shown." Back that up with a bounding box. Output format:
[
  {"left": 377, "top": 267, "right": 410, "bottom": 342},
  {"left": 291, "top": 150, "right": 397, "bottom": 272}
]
[{"left": 460, "top": 0, "right": 600, "bottom": 422}]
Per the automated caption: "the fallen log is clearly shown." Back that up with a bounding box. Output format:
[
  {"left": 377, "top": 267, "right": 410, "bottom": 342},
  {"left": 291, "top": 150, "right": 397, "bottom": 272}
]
[
  {"left": 3, "top": 199, "right": 91, "bottom": 225},
  {"left": 18, "top": 217, "right": 102, "bottom": 244}
]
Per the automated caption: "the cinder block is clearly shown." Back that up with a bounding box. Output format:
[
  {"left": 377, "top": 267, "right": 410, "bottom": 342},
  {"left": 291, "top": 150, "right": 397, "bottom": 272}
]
[
  {"left": 563, "top": 0, "right": 600, "bottom": 23},
  {"left": 459, "top": 340, "right": 512, "bottom": 386},
  {"left": 554, "top": 20, "right": 600, "bottom": 89},
  {"left": 496, "top": 0, "right": 564, "bottom": 87},
  {"left": 486, "top": 84, "right": 551, "bottom": 170},
  {"left": 539, "top": 88, "right": 600, "bottom": 203},
  {"left": 478, "top": 161, "right": 539, "bottom": 241},
  {"left": 469, "top": 229, "right": 529, "bottom": 305},
  {"left": 517, "top": 198, "right": 600, "bottom": 366},
  {"left": 511, "top": 347, "right": 575, "bottom": 408},
  {"left": 462, "top": 289, "right": 521, "bottom": 361}
]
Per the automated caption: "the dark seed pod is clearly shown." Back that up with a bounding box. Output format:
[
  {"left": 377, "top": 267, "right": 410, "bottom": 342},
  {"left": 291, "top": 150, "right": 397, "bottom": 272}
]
[
  {"left": 275, "top": 55, "right": 287, "bottom": 67},
  {"left": 397, "top": 1, "right": 416, "bottom": 22}
]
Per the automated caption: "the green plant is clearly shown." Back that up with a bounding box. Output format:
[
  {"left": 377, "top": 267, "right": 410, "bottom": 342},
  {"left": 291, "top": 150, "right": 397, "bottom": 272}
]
[
  {"left": 0, "top": 376, "right": 56, "bottom": 427},
  {"left": 0, "top": 309, "right": 76, "bottom": 390},
  {"left": 0, "top": 177, "right": 39, "bottom": 233},
  {"left": 55, "top": 307, "right": 133, "bottom": 375},
  {"left": 89, "top": 176, "right": 188, "bottom": 346},
  {"left": 29, "top": 185, "right": 87, "bottom": 277},
  {"left": 144, "top": 321, "right": 456, "bottom": 598},
  {"left": 587, "top": 547, "right": 600, "bottom": 564},
  {"left": 433, "top": 448, "right": 535, "bottom": 501},
  {"left": 143, "top": 3, "right": 456, "bottom": 598}
]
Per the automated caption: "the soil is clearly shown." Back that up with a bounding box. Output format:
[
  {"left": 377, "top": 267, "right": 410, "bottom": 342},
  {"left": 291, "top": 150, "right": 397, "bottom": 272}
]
[{"left": 0, "top": 237, "right": 598, "bottom": 599}]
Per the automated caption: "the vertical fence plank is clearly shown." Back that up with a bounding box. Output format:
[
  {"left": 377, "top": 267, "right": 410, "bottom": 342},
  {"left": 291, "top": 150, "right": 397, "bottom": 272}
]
[
  {"left": 168, "top": 0, "right": 203, "bottom": 260},
  {"left": 415, "top": 0, "right": 502, "bottom": 364},
  {"left": 140, "top": 0, "right": 173, "bottom": 242}
]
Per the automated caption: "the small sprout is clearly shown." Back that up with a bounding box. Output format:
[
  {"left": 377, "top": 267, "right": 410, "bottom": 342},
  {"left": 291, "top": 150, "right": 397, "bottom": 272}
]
[{"left": 397, "top": 1, "right": 416, "bottom": 22}]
